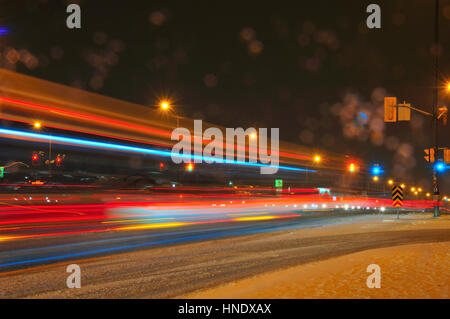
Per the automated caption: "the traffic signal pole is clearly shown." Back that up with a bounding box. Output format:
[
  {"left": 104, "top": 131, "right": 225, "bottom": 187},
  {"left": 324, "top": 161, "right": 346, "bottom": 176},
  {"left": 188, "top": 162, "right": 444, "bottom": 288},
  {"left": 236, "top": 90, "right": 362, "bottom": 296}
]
[
  {"left": 384, "top": 1, "right": 444, "bottom": 217},
  {"left": 432, "top": 0, "right": 440, "bottom": 217}
]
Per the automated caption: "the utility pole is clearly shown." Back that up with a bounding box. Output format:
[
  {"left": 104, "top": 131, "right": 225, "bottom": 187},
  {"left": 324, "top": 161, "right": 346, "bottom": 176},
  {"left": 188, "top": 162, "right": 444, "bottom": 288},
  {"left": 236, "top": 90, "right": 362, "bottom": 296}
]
[
  {"left": 384, "top": 1, "right": 444, "bottom": 217},
  {"left": 432, "top": 0, "right": 440, "bottom": 217}
]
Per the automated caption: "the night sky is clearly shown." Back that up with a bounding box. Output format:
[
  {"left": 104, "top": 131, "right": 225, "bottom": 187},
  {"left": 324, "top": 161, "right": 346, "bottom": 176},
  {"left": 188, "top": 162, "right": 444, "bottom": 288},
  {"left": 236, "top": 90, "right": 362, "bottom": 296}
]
[{"left": 1, "top": 0, "right": 449, "bottom": 192}]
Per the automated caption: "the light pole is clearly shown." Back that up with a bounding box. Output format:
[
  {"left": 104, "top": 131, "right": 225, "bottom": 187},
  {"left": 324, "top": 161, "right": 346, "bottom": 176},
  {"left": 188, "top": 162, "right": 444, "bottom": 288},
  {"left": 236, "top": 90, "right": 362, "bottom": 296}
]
[
  {"left": 432, "top": 0, "right": 440, "bottom": 217},
  {"left": 159, "top": 100, "right": 180, "bottom": 127},
  {"left": 33, "top": 122, "right": 52, "bottom": 175},
  {"left": 306, "top": 155, "right": 321, "bottom": 186}
]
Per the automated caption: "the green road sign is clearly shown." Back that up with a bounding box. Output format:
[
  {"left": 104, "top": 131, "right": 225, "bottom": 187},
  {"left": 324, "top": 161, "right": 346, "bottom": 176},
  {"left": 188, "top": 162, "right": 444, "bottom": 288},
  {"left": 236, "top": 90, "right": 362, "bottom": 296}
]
[
  {"left": 275, "top": 179, "right": 283, "bottom": 188},
  {"left": 0, "top": 167, "right": 4, "bottom": 178}
]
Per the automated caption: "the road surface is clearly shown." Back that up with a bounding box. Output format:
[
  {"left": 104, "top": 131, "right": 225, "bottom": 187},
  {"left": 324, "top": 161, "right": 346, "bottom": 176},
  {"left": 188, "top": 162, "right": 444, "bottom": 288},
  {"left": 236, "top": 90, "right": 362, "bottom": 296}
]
[{"left": 0, "top": 211, "right": 448, "bottom": 298}]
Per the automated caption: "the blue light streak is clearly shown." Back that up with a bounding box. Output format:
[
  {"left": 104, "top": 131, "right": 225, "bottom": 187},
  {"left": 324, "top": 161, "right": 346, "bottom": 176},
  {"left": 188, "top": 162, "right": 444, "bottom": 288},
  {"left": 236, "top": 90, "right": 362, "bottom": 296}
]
[
  {"left": 0, "top": 224, "right": 296, "bottom": 269},
  {"left": 0, "top": 128, "right": 315, "bottom": 172}
]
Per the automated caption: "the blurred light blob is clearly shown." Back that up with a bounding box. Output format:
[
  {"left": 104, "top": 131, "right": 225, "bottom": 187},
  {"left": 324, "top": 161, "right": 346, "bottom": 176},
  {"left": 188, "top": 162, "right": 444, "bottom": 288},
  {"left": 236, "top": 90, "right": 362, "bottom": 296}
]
[
  {"left": 203, "top": 74, "right": 218, "bottom": 88},
  {"left": 149, "top": 11, "right": 167, "bottom": 26},
  {"left": 435, "top": 162, "right": 446, "bottom": 173},
  {"left": 240, "top": 27, "right": 256, "bottom": 42},
  {"left": 248, "top": 40, "right": 263, "bottom": 56}
]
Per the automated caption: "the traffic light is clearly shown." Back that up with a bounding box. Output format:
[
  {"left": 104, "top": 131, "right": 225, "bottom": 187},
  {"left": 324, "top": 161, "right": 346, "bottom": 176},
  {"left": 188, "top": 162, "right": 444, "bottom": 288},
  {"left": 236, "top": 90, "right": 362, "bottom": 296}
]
[
  {"left": 55, "top": 155, "right": 62, "bottom": 167},
  {"left": 348, "top": 162, "right": 358, "bottom": 173},
  {"left": 371, "top": 164, "right": 383, "bottom": 176},
  {"left": 186, "top": 163, "right": 194, "bottom": 172},
  {"left": 384, "top": 97, "right": 397, "bottom": 122},
  {"left": 438, "top": 106, "right": 447, "bottom": 125},
  {"left": 32, "top": 153, "right": 40, "bottom": 166},
  {"left": 424, "top": 148, "right": 435, "bottom": 163},
  {"left": 435, "top": 161, "right": 447, "bottom": 173},
  {"left": 0, "top": 166, "right": 4, "bottom": 178}
]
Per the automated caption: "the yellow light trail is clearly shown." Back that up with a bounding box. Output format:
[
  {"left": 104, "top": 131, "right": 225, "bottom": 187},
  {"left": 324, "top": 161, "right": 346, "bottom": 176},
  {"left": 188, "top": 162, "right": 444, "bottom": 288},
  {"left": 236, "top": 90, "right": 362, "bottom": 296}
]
[
  {"left": 233, "top": 215, "right": 278, "bottom": 222},
  {"left": 116, "top": 222, "right": 189, "bottom": 231},
  {"left": 0, "top": 236, "right": 16, "bottom": 242}
]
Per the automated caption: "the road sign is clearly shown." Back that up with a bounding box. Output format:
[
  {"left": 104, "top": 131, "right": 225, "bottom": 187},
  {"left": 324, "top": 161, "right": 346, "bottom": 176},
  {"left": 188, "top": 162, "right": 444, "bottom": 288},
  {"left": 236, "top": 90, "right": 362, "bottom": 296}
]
[
  {"left": 275, "top": 179, "right": 283, "bottom": 188},
  {"left": 0, "top": 166, "right": 3, "bottom": 178},
  {"left": 397, "top": 103, "right": 411, "bottom": 121},
  {"left": 384, "top": 97, "right": 397, "bottom": 122},
  {"left": 392, "top": 186, "right": 404, "bottom": 207}
]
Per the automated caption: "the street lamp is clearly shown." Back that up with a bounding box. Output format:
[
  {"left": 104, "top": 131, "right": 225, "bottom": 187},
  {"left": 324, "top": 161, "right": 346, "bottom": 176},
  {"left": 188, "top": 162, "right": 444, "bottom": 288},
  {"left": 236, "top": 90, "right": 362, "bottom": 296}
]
[
  {"left": 388, "top": 179, "right": 394, "bottom": 185},
  {"left": 32, "top": 122, "right": 52, "bottom": 174},
  {"left": 160, "top": 100, "right": 170, "bottom": 110},
  {"left": 159, "top": 99, "right": 179, "bottom": 127},
  {"left": 313, "top": 155, "right": 321, "bottom": 163}
]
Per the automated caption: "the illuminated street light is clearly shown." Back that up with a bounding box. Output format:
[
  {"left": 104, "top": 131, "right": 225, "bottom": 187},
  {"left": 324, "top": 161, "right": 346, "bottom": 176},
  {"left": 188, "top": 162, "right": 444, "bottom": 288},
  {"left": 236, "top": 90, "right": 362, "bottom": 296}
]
[
  {"left": 160, "top": 100, "right": 170, "bottom": 110},
  {"left": 414, "top": 191, "right": 418, "bottom": 196},
  {"left": 388, "top": 179, "right": 394, "bottom": 185},
  {"left": 186, "top": 163, "right": 194, "bottom": 172},
  {"left": 418, "top": 187, "right": 422, "bottom": 192},
  {"left": 31, "top": 122, "right": 53, "bottom": 172},
  {"left": 372, "top": 176, "right": 379, "bottom": 182},
  {"left": 426, "top": 192, "right": 431, "bottom": 197},
  {"left": 411, "top": 187, "right": 416, "bottom": 192},
  {"left": 158, "top": 98, "right": 180, "bottom": 127},
  {"left": 314, "top": 155, "right": 321, "bottom": 163}
]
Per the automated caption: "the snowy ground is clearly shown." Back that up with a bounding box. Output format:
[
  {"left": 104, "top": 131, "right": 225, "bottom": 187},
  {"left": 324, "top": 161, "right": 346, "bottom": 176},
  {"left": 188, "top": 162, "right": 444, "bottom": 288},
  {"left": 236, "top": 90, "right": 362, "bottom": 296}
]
[
  {"left": 185, "top": 241, "right": 449, "bottom": 299},
  {"left": 184, "top": 214, "right": 450, "bottom": 299}
]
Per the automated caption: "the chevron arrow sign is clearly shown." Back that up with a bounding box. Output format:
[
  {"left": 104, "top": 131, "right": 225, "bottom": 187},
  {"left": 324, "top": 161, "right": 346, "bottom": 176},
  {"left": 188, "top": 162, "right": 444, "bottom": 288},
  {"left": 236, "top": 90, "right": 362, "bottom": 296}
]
[{"left": 392, "top": 186, "right": 403, "bottom": 207}]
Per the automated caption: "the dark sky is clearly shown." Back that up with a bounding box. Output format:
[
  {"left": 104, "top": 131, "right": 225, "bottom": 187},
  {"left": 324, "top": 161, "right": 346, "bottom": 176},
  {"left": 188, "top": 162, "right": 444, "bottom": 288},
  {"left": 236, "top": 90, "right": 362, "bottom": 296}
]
[{"left": 1, "top": 0, "right": 449, "bottom": 192}]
